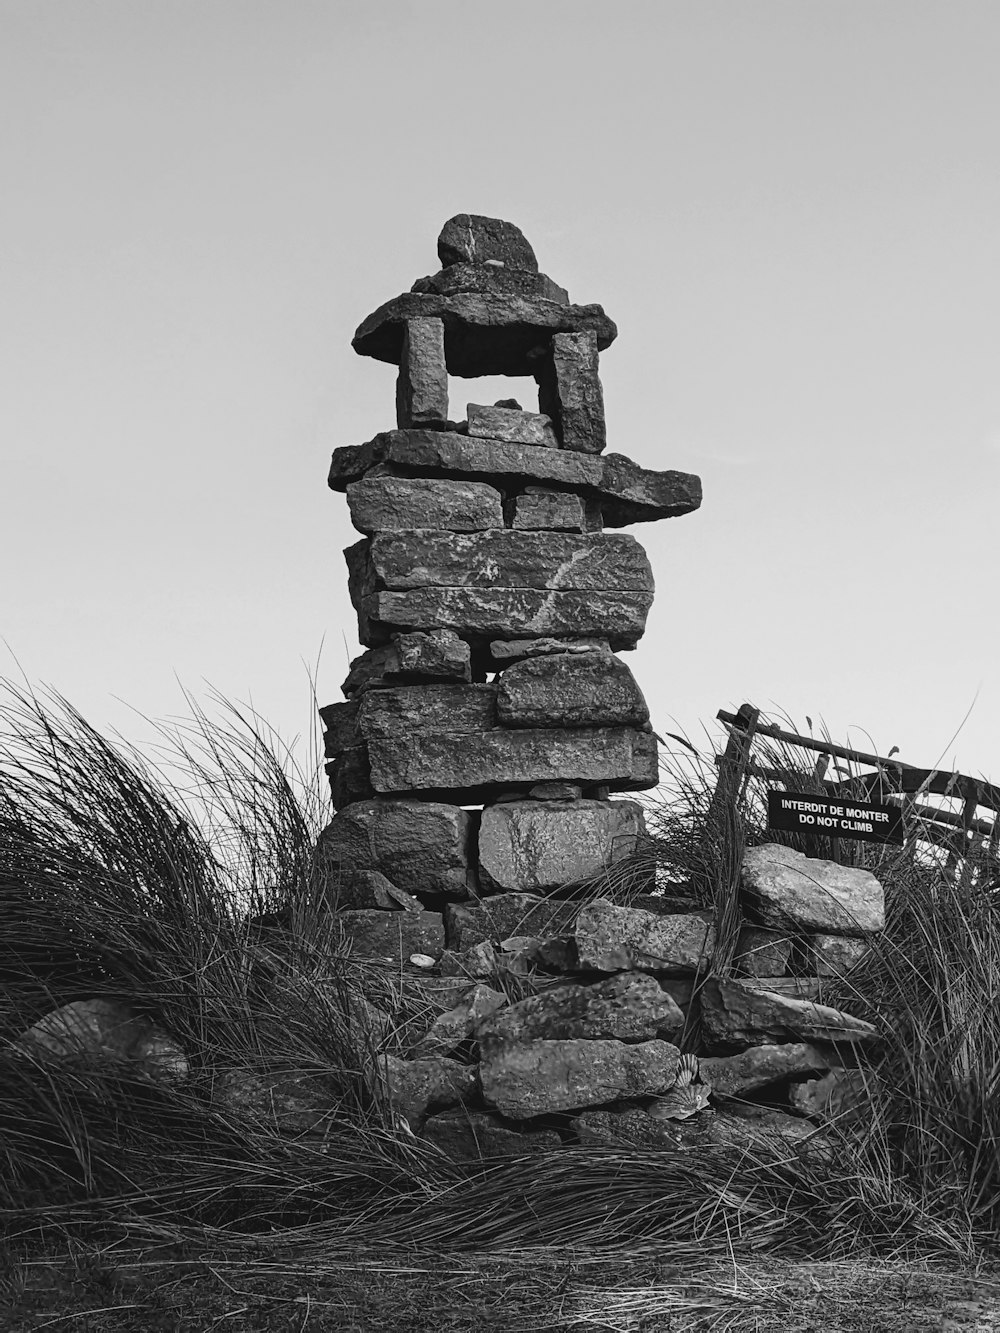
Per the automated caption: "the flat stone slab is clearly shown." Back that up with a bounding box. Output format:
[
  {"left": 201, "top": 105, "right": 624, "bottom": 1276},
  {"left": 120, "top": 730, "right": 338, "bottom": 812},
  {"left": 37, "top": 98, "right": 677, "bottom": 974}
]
[
  {"left": 741, "top": 844, "right": 885, "bottom": 936},
  {"left": 496, "top": 651, "right": 649, "bottom": 728},
  {"left": 341, "top": 631, "right": 472, "bottom": 697},
  {"left": 411, "top": 263, "right": 569, "bottom": 305},
  {"left": 574, "top": 1103, "right": 821, "bottom": 1153},
  {"left": 489, "top": 636, "right": 611, "bottom": 664},
  {"left": 478, "top": 799, "right": 646, "bottom": 894},
  {"left": 479, "top": 1036, "right": 681, "bottom": 1118},
  {"left": 352, "top": 291, "right": 617, "bottom": 378},
  {"left": 445, "top": 893, "right": 581, "bottom": 950},
  {"left": 360, "top": 587, "right": 651, "bottom": 649},
  {"left": 322, "top": 684, "right": 497, "bottom": 754},
  {"left": 699, "top": 1043, "right": 831, "bottom": 1097},
  {"left": 328, "top": 430, "right": 702, "bottom": 528},
  {"left": 360, "top": 726, "right": 659, "bottom": 800},
  {"left": 421, "top": 1108, "right": 562, "bottom": 1160},
  {"left": 338, "top": 910, "right": 446, "bottom": 964},
  {"left": 351, "top": 529, "right": 653, "bottom": 592},
  {"left": 698, "top": 978, "right": 880, "bottom": 1051},
  {"left": 575, "top": 898, "right": 716, "bottom": 974},
  {"left": 467, "top": 404, "right": 557, "bottom": 447},
  {"left": 477, "top": 973, "right": 683, "bottom": 1044},
  {"left": 509, "top": 488, "right": 595, "bottom": 532},
  {"left": 346, "top": 477, "right": 504, "bottom": 535},
  {"left": 316, "top": 799, "right": 475, "bottom": 900}
]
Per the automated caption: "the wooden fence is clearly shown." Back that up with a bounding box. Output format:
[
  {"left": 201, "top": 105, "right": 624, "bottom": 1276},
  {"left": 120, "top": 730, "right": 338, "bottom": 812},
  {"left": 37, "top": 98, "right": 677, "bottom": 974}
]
[{"left": 712, "top": 704, "right": 1000, "bottom": 873}]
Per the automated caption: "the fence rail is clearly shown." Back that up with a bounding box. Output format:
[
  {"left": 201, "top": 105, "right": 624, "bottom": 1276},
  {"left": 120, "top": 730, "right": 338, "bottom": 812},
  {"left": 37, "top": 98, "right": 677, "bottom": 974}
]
[{"left": 713, "top": 705, "right": 999, "bottom": 870}]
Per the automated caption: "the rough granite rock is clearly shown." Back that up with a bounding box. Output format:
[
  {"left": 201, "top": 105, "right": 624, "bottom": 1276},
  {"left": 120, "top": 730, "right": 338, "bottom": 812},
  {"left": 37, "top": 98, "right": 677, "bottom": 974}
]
[
  {"left": 326, "top": 868, "right": 423, "bottom": 912},
  {"left": 790, "top": 1067, "right": 874, "bottom": 1123},
  {"left": 477, "top": 799, "right": 646, "bottom": 894},
  {"left": 575, "top": 899, "right": 716, "bottom": 974},
  {"left": 800, "top": 933, "right": 872, "bottom": 977},
  {"left": 741, "top": 844, "right": 885, "bottom": 936},
  {"left": 496, "top": 651, "right": 649, "bottom": 729},
  {"left": 346, "top": 476, "right": 503, "bottom": 535},
  {"left": 538, "top": 330, "right": 606, "bottom": 454},
  {"left": 733, "top": 927, "right": 792, "bottom": 978},
  {"left": 379, "top": 1053, "right": 477, "bottom": 1127},
  {"left": 698, "top": 978, "right": 880, "bottom": 1051},
  {"left": 479, "top": 1036, "right": 681, "bottom": 1118},
  {"left": 341, "top": 632, "right": 472, "bottom": 697},
  {"left": 12, "top": 999, "right": 188, "bottom": 1087},
  {"left": 353, "top": 291, "right": 617, "bottom": 378},
  {"left": 476, "top": 973, "right": 683, "bottom": 1044},
  {"left": 413, "top": 984, "right": 507, "bottom": 1058},
  {"left": 338, "top": 910, "right": 446, "bottom": 964},
  {"left": 359, "top": 587, "right": 652, "bottom": 649},
  {"left": 489, "top": 636, "right": 611, "bottom": 665},
  {"left": 699, "top": 1043, "right": 831, "bottom": 1097},
  {"left": 411, "top": 263, "right": 569, "bottom": 305},
  {"left": 509, "top": 488, "right": 598, "bottom": 532},
  {"left": 467, "top": 404, "right": 557, "bottom": 447},
  {"left": 328, "top": 431, "right": 702, "bottom": 528},
  {"left": 437, "top": 214, "right": 539, "bottom": 271},
  {"left": 421, "top": 1108, "right": 562, "bottom": 1159},
  {"left": 351, "top": 530, "right": 653, "bottom": 594},
  {"left": 358, "top": 726, "right": 660, "bottom": 800},
  {"left": 573, "top": 1103, "right": 821, "bottom": 1153},
  {"left": 395, "top": 317, "right": 448, "bottom": 429},
  {"left": 444, "top": 893, "right": 581, "bottom": 951},
  {"left": 322, "top": 685, "right": 497, "bottom": 754},
  {"left": 315, "top": 800, "right": 475, "bottom": 900}
]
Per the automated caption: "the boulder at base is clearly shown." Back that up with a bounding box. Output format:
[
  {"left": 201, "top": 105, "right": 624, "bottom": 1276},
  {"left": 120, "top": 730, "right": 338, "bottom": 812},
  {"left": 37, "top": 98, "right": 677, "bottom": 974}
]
[{"left": 741, "top": 844, "right": 885, "bottom": 936}]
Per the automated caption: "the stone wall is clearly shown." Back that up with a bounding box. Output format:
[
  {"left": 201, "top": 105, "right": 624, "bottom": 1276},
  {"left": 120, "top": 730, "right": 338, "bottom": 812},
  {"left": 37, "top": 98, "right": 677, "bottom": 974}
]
[{"left": 314, "top": 215, "right": 884, "bottom": 1157}]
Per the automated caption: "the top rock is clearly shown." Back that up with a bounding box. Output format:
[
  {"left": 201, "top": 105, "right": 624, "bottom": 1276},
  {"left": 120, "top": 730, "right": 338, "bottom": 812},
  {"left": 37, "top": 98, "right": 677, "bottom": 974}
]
[{"left": 438, "top": 214, "right": 538, "bottom": 272}]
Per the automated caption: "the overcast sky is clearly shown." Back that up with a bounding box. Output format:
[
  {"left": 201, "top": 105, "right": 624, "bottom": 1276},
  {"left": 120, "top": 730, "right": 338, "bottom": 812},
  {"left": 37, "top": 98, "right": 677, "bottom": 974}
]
[{"left": 2, "top": 0, "right": 999, "bottom": 793}]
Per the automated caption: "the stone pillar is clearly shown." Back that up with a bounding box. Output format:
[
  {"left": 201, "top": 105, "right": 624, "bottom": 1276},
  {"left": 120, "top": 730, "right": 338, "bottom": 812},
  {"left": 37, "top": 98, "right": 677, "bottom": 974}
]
[{"left": 395, "top": 316, "right": 448, "bottom": 428}]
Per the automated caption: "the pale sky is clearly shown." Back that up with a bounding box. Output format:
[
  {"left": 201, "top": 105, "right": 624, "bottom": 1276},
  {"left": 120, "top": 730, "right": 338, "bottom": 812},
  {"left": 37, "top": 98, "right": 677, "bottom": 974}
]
[{"left": 2, "top": 0, "right": 999, "bottom": 792}]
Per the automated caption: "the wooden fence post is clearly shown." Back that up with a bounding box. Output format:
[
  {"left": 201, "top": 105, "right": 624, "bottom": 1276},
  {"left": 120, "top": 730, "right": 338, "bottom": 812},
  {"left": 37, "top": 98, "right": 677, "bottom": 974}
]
[{"left": 707, "top": 703, "right": 760, "bottom": 840}]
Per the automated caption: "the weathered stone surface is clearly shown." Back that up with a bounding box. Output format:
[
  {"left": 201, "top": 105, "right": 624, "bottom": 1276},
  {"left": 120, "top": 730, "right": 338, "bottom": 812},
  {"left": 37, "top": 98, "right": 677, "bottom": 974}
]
[
  {"left": 395, "top": 317, "right": 448, "bottom": 428},
  {"left": 439, "top": 941, "right": 501, "bottom": 980},
  {"left": 741, "top": 844, "right": 885, "bottom": 936},
  {"left": 738, "top": 976, "right": 824, "bottom": 1000},
  {"left": 538, "top": 330, "right": 606, "bottom": 454},
  {"left": 327, "top": 868, "right": 423, "bottom": 912},
  {"left": 362, "top": 587, "right": 651, "bottom": 649},
  {"left": 422, "top": 1109, "right": 562, "bottom": 1159},
  {"left": 699, "top": 1043, "right": 831, "bottom": 1097},
  {"left": 379, "top": 1054, "right": 477, "bottom": 1126},
  {"left": 477, "top": 973, "right": 683, "bottom": 1043},
  {"left": 413, "top": 984, "right": 507, "bottom": 1057},
  {"left": 328, "top": 431, "right": 702, "bottom": 528},
  {"left": 11, "top": 999, "right": 187, "bottom": 1086},
  {"left": 353, "top": 530, "right": 653, "bottom": 593},
  {"left": 438, "top": 214, "right": 538, "bottom": 271},
  {"left": 468, "top": 404, "right": 557, "bottom": 447},
  {"left": 801, "top": 933, "right": 872, "bottom": 977},
  {"left": 574, "top": 1104, "right": 820, "bottom": 1152},
  {"left": 353, "top": 291, "right": 617, "bottom": 378},
  {"left": 362, "top": 727, "right": 660, "bottom": 799},
  {"left": 316, "top": 799, "right": 475, "bottom": 901},
  {"left": 445, "top": 893, "right": 581, "bottom": 951},
  {"left": 509, "top": 488, "right": 596, "bottom": 532},
  {"left": 490, "top": 636, "right": 610, "bottom": 665},
  {"left": 496, "top": 652, "right": 649, "bottom": 729},
  {"left": 341, "top": 632, "right": 472, "bottom": 697},
  {"left": 698, "top": 979, "right": 879, "bottom": 1051},
  {"left": 790, "top": 1067, "right": 873, "bottom": 1123},
  {"left": 213, "top": 1069, "right": 338, "bottom": 1133},
  {"left": 339, "top": 910, "right": 445, "bottom": 964},
  {"left": 528, "top": 782, "right": 583, "bottom": 800},
  {"left": 322, "top": 685, "right": 497, "bottom": 753},
  {"left": 347, "top": 477, "right": 503, "bottom": 535},
  {"left": 733, "top": 927, "right": 792, "bottom": 978},
  {"left": 480, "top": 1037, "right": 681, "bottom": 1118},
  {"left": 411, "top": 263, "right": 569, "bottom": 305},
  {"left": 575, "top": 899, "right": 716, "bottom": 974},
  {"left": 478, "top": 799, "right": 646, "bottom": 894}
]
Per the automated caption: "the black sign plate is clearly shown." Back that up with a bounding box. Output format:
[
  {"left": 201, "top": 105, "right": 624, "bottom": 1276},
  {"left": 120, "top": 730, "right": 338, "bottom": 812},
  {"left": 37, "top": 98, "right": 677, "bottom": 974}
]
[{"left": 767, "top": 791, "right": 904, "bottom": 845}]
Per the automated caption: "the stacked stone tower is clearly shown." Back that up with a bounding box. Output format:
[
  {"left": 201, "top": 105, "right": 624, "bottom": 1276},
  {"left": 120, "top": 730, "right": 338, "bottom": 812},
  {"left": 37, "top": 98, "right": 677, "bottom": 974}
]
[{"left": 318, "top": 214, "right": 701, "bottom": 937}]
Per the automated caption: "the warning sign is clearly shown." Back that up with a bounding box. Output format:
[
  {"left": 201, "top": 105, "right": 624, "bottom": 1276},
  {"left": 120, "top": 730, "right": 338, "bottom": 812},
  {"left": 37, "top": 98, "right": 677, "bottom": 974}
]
[{"left": 767, "top": 791, "right": 904, "bottom": 846}]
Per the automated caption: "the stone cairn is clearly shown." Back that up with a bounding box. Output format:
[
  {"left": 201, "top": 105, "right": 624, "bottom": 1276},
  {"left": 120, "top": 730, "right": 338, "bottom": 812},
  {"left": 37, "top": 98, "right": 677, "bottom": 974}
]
[{"left": 308, "top": 215, "right": 886, "bottom": 1158}]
